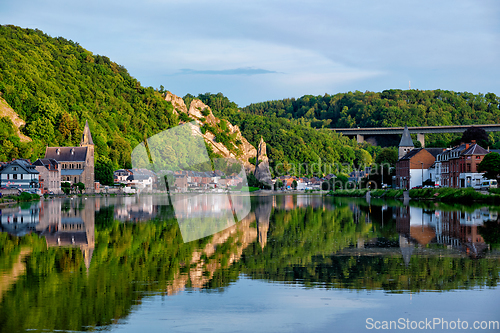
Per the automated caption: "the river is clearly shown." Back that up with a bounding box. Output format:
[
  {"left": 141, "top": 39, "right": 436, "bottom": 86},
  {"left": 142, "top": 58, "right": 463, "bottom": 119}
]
[{"left": 0, "top": 194, "right": 499, "bottom": 332}]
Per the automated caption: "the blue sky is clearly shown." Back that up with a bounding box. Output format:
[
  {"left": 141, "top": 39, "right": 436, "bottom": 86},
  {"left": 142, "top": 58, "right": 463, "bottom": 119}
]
[{"left": 1, "top": 0, "right": 499, "bottom": 106}]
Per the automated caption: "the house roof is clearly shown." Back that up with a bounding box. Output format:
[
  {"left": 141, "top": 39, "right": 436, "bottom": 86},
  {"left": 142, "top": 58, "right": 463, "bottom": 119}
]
[
  {"left": 1, "top": 159, "right": 39, "bottom": 174},
  {"left": 424, "top": 148, "right": 445, "bottom": 158},
  {"left": 45, "top": 146, "right": 88, "bottom": 162},
  {"left": 61, "top": 169, "right": 84, "bottom": 176},
  {"left": 399, "top": 125, "right": 414, "bottom": 147},
  {"left": 34, "top": 158, "right": 59, "bottom": 170},
  {"left": 399, "top": 148, "right": 424, "bottom": 160},
  {"left": 127, "top": 174, "right": 151, "bottom": 181},
  {"left": 461, "top": 144, "right": 489, "bottom": 156}
]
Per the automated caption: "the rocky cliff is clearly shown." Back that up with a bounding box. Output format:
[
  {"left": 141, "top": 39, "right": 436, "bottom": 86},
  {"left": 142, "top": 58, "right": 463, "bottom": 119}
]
[
  {"left": 164, "top": 91, "right": 257, "bottom": 171},
  {"left": 0, "top": 95, "right": 31, "bottom": 142},
  {"left": 254, "top": 137, "right": 273, "bottom": 186}
]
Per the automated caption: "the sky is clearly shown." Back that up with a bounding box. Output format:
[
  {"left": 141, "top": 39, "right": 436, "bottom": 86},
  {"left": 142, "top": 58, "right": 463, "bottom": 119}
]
[{"left": 0, "top": 0, "right": 499, "bottom": 107}]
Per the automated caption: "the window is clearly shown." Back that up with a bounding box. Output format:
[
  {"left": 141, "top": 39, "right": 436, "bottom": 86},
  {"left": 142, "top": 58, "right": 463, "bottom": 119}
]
[{"left": 13, "top": 174, "right": 17, "bottom": 180}]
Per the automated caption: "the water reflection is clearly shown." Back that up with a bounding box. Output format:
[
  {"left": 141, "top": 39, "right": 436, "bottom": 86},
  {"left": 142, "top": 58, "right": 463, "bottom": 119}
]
[
  {"left": 395, "top": 205, "right": 497, "bottom": 258},
  {"left": 0, "top": 195, "right": 498, "bottom": 333}
]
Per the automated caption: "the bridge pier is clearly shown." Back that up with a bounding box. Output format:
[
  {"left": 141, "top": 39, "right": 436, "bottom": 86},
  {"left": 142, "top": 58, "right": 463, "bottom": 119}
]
[
  {"left": 356, "top": 134, "right": 364, "bottom": 144},
  {"left": 417, "top": 133, "right": 425, "bottom": 148}
]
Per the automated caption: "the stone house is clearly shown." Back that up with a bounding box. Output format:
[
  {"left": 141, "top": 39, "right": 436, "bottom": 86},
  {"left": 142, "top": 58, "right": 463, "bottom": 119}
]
[
  {"left": 44, "top": 121, "right": 94, "bottom": 192},
  {"left": 33, "top": 158, "right": 61, "bottom": 194}
]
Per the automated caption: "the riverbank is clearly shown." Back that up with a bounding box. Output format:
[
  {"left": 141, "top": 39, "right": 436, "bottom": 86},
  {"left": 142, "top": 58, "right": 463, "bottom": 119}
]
[{"left": 327, "top": 187, "right": 500, "bottom": 204}]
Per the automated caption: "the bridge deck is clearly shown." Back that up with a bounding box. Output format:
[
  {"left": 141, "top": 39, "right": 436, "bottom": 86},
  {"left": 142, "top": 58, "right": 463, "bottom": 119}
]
[{"left": 329, "top": 124, "right": 500, "bottom": 135}]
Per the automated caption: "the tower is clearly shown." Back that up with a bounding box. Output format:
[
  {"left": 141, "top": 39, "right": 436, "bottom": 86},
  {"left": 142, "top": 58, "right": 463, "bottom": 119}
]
[
  {"left": 399, "top": 125, "right": 414, "bottom": 159},
  {"left": 80, "top": 121, "right": 95, "bottom": 192}
]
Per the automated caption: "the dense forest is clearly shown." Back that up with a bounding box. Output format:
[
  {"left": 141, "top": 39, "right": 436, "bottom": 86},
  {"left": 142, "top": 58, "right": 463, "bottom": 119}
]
[
  {"left": 241, "top": 90, "right": 500, "bottom": 147},
  {"left": 190, "top": 93, "right": 375, "bottom": 176}
]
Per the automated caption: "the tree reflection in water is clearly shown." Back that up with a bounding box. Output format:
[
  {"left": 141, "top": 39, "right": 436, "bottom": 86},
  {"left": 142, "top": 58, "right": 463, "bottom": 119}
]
[{"left": 0, "top": 195, "right": 498, "bottom": 332}]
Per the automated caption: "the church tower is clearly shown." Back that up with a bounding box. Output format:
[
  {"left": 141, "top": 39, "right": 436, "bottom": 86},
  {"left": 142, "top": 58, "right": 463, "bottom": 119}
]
[
  {"left": 398, "top": 125, "right": 414, "bottom": 159},
  {"left": 80, "top": 121, "right": 95, "bottom": 192}
]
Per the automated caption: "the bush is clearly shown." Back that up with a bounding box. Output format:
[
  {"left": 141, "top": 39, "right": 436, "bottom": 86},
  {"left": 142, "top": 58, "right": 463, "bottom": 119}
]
[
  {"left": 17, "top": 192, "right": 39, "bottom": 202},
  {"left": 328, "top": 189, "right": 369, "bottom": 197}
]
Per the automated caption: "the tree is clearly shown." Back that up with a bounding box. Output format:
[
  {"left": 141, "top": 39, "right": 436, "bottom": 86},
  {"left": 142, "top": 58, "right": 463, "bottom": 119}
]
[
  {"left": 478, "top": 218, "right": 500, "bottom": 250},
  {"left": 292, "top": 180, "right": 297, "bottom": 190},
  {"left": 95, "top": 157, "right": 115, "bottom": 185},
  {"left": 375, "top": 147, "right": 398, "bottom": 166},
  {"left": 61, "top": 182, "right": 71, "bottom": 195},
  {"left": 461, "top": 127, "right": 490, "bottom": 147},
  {"left": 75, "top": 182, "right": 85, "bottom": 194},
  {"left": 274, "top": 179, "right": 283, "bottom": 191},
  {"left": 477, "top": 152, "right": 500, "bottom": 180}
]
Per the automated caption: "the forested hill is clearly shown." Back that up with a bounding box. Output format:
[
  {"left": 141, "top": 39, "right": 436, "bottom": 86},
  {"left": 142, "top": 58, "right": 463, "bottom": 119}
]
[
  {"left": 242, "top": 90, "right": 500, "bottom": 129},
  {"left": 0, "top": 24, "right": 375, "bottom": 178},
  {"left": 0, "top": 24, "right": 178, "bottom": 166}
]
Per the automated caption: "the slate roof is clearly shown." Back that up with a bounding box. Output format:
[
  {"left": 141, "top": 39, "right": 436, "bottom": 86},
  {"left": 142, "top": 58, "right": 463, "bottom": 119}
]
[
  {"left": 399, "top": 125, "right": 414, "bottom": 147},
  {"left": 461, "top": 144, "right": 489, "bottom": 156},
  {"left": 45, "top": 147, "right": 88, "bottom": 162},
  {"left": 1, "top": 159, "right": 39, "bottom": 174},
  {"left": 127, "top": 174, "right": 150, "bottom": 181},
  {"left": 33, "top": 158, "right": 59, "bottom": 170},
  {"left": 61, "top": 169, "right": 84, "bottom": 176},
  {"left": 424, "top": 148, "right": 446, "bottom": 158},
  {"left": 399, "top": 148, "right": 423, "bottom": 160}
]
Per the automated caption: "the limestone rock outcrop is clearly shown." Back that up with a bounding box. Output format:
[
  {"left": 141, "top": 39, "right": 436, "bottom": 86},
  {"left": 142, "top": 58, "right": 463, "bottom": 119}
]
[
  {"left": 163, "top": 91, "right": 257, "bottom": 170},
  {"left": 254, "top": 137, "right": 273, "bottom": 186},
  {"left": 0, "top": 96, "right": 31, "bottom": 142}
]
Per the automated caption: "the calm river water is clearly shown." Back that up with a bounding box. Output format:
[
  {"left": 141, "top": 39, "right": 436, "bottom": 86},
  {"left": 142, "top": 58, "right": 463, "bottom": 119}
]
[{"left": 0, "top": 194, "right": 499, "bottom": 332}]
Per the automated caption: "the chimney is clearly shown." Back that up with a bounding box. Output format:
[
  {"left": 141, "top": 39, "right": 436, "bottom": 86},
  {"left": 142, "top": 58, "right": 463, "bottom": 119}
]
[
  {"left": 466, "top": 143, "right": 469, "bottom": 149},
  {"left": 471, "top": 139, "right": 476, "bottom": 144}
]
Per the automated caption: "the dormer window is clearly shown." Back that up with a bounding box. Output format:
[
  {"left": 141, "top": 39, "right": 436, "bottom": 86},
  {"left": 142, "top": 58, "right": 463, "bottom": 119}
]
[
  {"left": 70, "top": 149, "right": 75, "bottom": 155},
  {"left": 56, "top": 149, "right": 60, "bottom": 155}
]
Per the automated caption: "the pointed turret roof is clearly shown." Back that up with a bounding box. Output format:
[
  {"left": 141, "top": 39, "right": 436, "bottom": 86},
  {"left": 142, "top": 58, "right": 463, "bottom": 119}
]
[
  {"left": 399, "top": 125, "right": 414, "bottom": 147},
  {"left": 80, "top": 120, "right": 94, "bottom": 146}
]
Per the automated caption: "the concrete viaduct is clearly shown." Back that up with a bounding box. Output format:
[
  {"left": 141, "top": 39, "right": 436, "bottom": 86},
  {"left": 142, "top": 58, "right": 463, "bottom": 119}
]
[{"left": 330, "top": 124, "right": 500, "bottom": 147}]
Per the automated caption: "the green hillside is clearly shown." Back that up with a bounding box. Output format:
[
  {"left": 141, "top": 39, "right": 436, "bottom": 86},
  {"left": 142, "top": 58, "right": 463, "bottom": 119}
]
[
  {"left": 191, "top": 93, "right": 374, "bottom": 176},
  {"left": 242, "top": 90, "right": 500, "bottom": 147},
  {"left": 0, "top": 24, "right": 178, "bottom": 168},
  {"left": 0, "top": 25, "right": 373, "bottom": 178}
]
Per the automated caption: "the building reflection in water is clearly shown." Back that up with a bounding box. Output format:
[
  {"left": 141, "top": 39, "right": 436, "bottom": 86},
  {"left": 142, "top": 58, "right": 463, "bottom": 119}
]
[
  {"left": 0, "top": 199, "right": 95, "bottom": 270},
  {"left": 114, "top": 195, "right": 157, "bottom": 222},
  {"left": 1, "top": 195, "right": 497, "bottom": 272},
  {"left": 394, "top": 205, "right": 496, "bottom": 259}
]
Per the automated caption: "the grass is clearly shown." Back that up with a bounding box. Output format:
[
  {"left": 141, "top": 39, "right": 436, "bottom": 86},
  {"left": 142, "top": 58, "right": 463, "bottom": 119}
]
[
  {"left": 328, "top": 189, "right": 369, "bottom": 197},
  {"left": 410, "top": 187, "right": 500, "bottom": 203},
  {"left": 236, "top": 186, "right": 260, "bottom": 192},
  {"left": 327, "top": 187, "right": 500, "bottom": 204},
  {"left": 370, "top": 189, "right": 404, "bottom": 198},
  {"left": 488, "top": 188, "right": 500, "bottom": 195}
]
